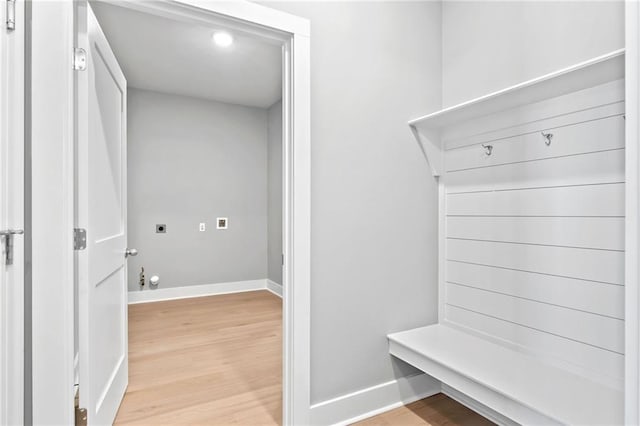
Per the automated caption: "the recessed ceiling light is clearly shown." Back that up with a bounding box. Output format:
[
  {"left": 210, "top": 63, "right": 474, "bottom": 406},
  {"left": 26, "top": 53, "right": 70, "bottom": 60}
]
[{"left": 213, "top": 31, "right": 234, "bottom": 48}]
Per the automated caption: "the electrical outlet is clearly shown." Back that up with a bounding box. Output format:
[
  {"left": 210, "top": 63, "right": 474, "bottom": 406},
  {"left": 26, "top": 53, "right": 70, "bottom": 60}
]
[
  {"left": 199, "top": 223, "right": 206, "bottom": 232},
  {"left": 217, "top": 217, "right": 228, "bottom": 229}
]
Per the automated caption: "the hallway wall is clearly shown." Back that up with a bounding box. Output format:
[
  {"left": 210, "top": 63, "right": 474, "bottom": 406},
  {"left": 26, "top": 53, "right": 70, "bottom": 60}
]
[
  {"left": 442, "top": 0, "right": 624, "bottom": 107},
  {"left": 127, "top": 88, "right": 269, "bottom": 291},
  {"left": 259, "top": 0, "right": 442, "bottom": 407}
]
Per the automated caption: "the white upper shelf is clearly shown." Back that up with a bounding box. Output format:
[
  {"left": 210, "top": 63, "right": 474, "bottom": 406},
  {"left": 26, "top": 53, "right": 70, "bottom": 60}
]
[{"left": 409, "top": 49, "right": 625, "bottom": 131}]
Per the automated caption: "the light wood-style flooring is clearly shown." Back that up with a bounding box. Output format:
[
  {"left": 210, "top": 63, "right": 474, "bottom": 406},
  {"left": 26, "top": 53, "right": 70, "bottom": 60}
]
[
  {"left": 355, "top": 394, "right": 495, "bottom": 426},
  {"left": 115, "top": 290, "right": 283, "bottom": 424},
  {"left": 115, "top": 290, "right": 493, "bottom": 425}
]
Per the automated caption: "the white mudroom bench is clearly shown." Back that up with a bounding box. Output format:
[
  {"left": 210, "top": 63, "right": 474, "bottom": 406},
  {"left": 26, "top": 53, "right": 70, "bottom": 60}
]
[{"left": 389, "top": 50, "right": 627, "bottom": 425}]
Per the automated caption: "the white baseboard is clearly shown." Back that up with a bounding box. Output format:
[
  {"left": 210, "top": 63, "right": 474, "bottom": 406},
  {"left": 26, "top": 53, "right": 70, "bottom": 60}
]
[
  {"left": 266, "top": 279, "right": 283, "bottom": 298},
  {"left": 310, "top": 374, "right": 440, "bottom": 426},
  {"left": 128, "top": 279, "right": 271, "bottom": 304},
  {"left": 442, "top": 384, "right": 517, "bottom": 426}
]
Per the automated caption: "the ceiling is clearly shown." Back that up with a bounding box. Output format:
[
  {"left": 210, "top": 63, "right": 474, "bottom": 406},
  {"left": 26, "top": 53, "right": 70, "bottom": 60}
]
[{"left": 91, "top": 2, "right": 283, "bottom": 108}]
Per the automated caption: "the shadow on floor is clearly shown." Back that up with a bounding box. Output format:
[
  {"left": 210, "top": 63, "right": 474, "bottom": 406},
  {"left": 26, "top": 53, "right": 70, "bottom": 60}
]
[{"left": 356, "top": 393, "right": 496, "bottom": 426}]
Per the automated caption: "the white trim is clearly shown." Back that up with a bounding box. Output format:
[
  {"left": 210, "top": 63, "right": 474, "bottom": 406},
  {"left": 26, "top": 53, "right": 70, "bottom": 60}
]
[
  {"left": 266, "top": 279, "right": 283, "bottom": 298},
  {"left": 1, "top": 0, "right": 25, "bottom": 423},
  {"left": 309, "top": 374, "right": 440, "bottom": 426},
  {"left": 104, "top": 0, "right": 309, "bottom": 38},
  {"left": 409, "top": 49, "right": 624, "bottom": 128},
  {"left": 442, "top": 385, "right": 517, "bottom": 426},
  {"left": 127, "top": 279, "right": 270, "bottom": 304},
  {"left": 625, "top": 0, "right": 640, "bottom": 423},
  {"left": 30, "top": 2, "right": 76, "bottom": 425},
  {"left": 283, "top": 32, "right": 312, "bottom": 426},
  {"left": 438, "top": 180, "right": 446, "bottom": 320}
]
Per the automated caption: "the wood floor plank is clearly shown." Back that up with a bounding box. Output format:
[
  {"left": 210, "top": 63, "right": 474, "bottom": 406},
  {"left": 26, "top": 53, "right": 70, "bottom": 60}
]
[
  {"left": 115, "top": 290, "right": 283, "bottom": 425},
  {"left": 116, "top": 290, "right": 493, "bottom": 425},
  {"left": 356, "top": 394, "right": 496, "bottom": 426}
]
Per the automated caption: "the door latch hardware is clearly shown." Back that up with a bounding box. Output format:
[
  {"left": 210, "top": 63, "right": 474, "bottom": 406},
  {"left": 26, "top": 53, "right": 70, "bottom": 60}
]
[
  {"left": 74, "top": 228, "right": 87, "bottom": 250},
  {"left": 6, "top": 0, "right": 15, "bottom": 31},
  {"left": 0, "top": 229, "right": 23, "bottom": 265},
  {"left": 73, "top": 48, "right": 87, "bottom": 71}
]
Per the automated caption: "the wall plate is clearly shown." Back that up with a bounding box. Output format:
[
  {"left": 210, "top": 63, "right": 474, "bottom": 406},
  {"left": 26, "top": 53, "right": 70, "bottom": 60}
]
[
  {"left": 156, "top": 224, "right": 167, "bottom": 233},
  {"left": 217, "top": 217, "right": 228, "bottom": 229}
]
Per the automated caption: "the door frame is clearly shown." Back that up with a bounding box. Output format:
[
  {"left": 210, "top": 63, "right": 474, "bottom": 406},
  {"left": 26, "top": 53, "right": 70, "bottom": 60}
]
[
  {"left": 625, "top": 0, "right": 640, "bottom": 424},
  {"left": 1, "top": 0, "right": 25, "bottom": 424},
  {"left": 29, "top": 1, "right": 310, "bottom": 424}
]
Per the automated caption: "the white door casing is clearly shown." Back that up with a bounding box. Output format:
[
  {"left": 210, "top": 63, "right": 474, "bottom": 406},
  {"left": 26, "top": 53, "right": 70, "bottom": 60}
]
[
  {"left": 76, "top": 3, "right": 128, "bottom": 424},
  {"left": 1, "top": 0, "right": 24, "bottom": 423},
  {"left": 626, "top": 0, "right": 640, "bottom": 423}
]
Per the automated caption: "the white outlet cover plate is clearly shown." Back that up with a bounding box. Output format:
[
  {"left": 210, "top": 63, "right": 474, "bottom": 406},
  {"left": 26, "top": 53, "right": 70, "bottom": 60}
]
[{"left": 199, "top": 223, "right": 206, "bottom": 231}]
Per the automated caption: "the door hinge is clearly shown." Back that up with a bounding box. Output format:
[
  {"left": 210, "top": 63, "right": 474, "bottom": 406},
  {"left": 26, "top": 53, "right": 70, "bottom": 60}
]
[
  {"left": 0, "top": 229, "right": 23, "bottom": 265},
  {"left": 74, "top": 391, "right": 87, "bottom": 426},
  {"left": 73, "top": 48, "right": 87, "bottom": 71},
  {"left": 6, "top": 0, "right": 15, "bottom": 31},
  {"left": 74, "top": 228, "right": 87, "bottom": 250}
]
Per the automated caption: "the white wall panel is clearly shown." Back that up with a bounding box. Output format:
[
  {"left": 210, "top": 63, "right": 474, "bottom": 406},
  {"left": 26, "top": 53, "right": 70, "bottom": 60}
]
[
  {"left": 447, "top": 217, "right": 624, "bottom": 251},
  {"left": 447, "top": 183, "right": 624, "bottom": 217},
  {"left": 435, "top": 1, "right": 626, "bottom": 404},
  {"left": 443, "top": 80, "right": 625, "bottom": 385},
  {"left": 445, "top": 305, "right": 624, "bottom": 383},
  {"left": 447, "top": 239, "right": 624, "bottom": 285},
  {"left": 446, "top": 261, "right": 624, "bottom": 319},
  {"left": 446, "top": 149, "right": 625, "bottom": 195},
  {"left": 447, "top": 283, "right": 624, "bottom": 353},
  {"left": 445, "top": 114, "right": 624, "bottom": 172}
]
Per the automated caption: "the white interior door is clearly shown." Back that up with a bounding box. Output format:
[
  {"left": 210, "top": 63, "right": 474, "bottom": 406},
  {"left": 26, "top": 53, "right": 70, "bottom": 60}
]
[{"left": 76, "top": 3, "right": 128, "bottom": 424}]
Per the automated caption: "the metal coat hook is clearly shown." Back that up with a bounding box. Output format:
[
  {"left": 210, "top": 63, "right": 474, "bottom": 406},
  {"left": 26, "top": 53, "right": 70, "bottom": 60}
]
[
  {"left": 541, "top": 131, "right": 553, "bottom": 146},
  {"left": 482, "top": 143, "right": 493, "bottom": 156}
]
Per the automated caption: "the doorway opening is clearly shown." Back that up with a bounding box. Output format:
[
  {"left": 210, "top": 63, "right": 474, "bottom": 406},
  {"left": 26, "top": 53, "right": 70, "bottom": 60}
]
[{"left": 74, "top": 2, "right": 289, "bottom": 423}]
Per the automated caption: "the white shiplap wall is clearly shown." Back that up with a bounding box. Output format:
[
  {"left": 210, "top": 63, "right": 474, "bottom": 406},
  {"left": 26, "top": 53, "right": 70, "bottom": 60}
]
[{"left": 441, "top": 79, "right": 625, "bottom": 387}]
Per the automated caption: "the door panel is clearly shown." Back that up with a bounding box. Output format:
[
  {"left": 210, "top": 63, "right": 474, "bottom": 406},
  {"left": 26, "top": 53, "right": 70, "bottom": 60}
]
[
  {"left": 77, "top": 3, "right": 128, "bottom": 424},
  {"left": 91, "top": 44, "right": 124, "bottom": 240}
]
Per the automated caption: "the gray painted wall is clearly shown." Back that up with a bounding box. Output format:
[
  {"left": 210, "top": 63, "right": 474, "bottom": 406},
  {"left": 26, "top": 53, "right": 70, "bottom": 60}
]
[
  {"left": 259, "top": 0, "right": 624, "bottom": 409},
  {"left": 125, "top": 0, "right": 625, "bottom": 411},
  {"left": 442, "top": 0, "right": 625, "bottom": 107},
  {"left": 260, "top": 1, "right": 442, "bottom": 405},
  {"left": 127, "top": 88, "right": 270, "bottom": 291},
  {"left": 267, "top": 100, "right": 283, "bottom": 285}
]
